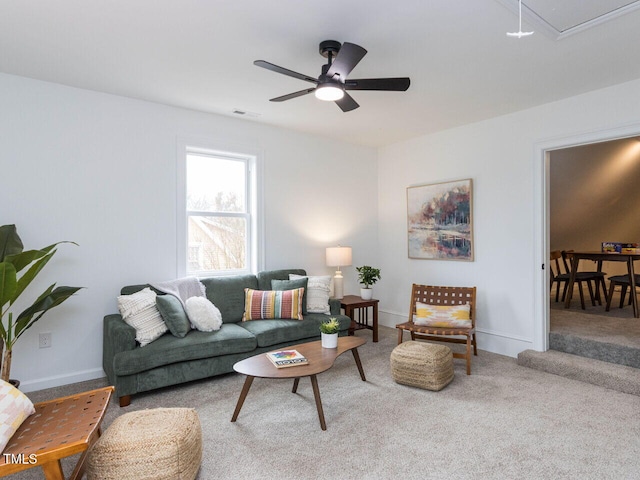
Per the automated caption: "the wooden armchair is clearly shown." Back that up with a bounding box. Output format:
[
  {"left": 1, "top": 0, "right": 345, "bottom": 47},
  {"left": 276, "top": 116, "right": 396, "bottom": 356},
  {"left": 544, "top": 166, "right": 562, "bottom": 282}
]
[
  {"left": 0, "top": 386, "right": 114, "bottom": 480},
  {"left": 396, "top": 284, "right": 477, "bottom": 375}
]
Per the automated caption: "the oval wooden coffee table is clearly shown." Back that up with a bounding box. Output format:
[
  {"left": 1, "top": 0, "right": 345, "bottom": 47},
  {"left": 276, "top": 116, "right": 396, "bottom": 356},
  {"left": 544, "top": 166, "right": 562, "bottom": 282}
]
[{"left": 231, "top": 336, "right": 366, "bottom": 430}]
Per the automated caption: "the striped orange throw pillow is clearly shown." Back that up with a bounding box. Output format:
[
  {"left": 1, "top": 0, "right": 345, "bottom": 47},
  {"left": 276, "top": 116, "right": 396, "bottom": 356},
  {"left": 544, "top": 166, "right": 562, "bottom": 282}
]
[{"left": 242, "top": 288, "right": 304, "bottom": 321}]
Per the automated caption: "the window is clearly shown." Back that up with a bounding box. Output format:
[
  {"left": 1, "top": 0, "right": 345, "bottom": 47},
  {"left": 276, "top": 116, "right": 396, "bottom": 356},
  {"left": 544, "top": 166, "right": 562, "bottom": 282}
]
[{"left": 178, "top": 142, "right": 262, "bottom": 277}]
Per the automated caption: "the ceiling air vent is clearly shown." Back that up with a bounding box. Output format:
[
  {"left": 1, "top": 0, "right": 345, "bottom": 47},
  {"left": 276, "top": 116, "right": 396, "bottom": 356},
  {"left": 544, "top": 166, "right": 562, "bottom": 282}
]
[{"left": 232, "top": 109, "right": 261, "bottom": 117}]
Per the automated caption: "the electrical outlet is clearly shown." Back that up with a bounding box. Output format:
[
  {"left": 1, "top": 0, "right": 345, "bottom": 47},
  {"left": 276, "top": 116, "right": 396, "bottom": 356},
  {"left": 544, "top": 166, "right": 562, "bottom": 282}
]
[{"left": 39, "top": 332, "right": 52, "bottom": 348}]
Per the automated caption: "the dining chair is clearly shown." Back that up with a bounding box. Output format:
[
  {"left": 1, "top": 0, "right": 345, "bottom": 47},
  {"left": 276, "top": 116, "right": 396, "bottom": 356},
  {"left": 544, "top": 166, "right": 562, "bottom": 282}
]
[
  {"left": 562, "top": 250, "right": 608, "bottom": 305},
  {"left": 549, "top": 250, "right": 599, "bottom": 309},
  {"left": 605, "top": 274, "right": 640, "bottom": 311}
]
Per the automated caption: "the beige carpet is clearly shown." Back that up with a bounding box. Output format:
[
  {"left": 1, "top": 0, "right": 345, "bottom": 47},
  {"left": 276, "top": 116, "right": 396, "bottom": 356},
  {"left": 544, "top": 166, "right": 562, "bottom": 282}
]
[
  {"left": 550, "top": 286, "right": 640, "bottom": 349},
  {"left": 518, "top": 348, "right": 640, "bottom": 396},
  {"left": 17, "top": 327, "right": 640, "bottom": 480}
]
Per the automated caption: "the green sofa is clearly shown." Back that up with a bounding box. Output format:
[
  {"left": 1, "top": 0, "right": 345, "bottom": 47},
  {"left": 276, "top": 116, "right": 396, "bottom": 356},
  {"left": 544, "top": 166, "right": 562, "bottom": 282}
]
[{"left": 103, "top": 269, "right": 351, "bottom": 406}]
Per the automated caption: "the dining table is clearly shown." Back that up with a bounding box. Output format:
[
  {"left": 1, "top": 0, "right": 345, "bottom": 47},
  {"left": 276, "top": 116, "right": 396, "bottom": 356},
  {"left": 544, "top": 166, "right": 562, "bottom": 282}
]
[{"left": 564, "top": 251, "right": 640, "bottom": 318}]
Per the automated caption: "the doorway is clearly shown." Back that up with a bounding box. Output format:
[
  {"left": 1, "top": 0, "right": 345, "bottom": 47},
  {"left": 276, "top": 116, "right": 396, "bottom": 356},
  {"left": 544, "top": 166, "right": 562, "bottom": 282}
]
[
  {"left": 549, "top": 138, "right": 640, "bottom": 363},
  {"left": 533, "top": 124, "right": 640, "bottom": 351}
]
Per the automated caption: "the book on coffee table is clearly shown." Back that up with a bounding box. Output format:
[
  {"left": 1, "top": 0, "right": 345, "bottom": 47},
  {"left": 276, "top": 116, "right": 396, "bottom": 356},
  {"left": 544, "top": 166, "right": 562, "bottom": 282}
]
[{"left": 266, "top": 349, "right": 309, "bottom": 368}]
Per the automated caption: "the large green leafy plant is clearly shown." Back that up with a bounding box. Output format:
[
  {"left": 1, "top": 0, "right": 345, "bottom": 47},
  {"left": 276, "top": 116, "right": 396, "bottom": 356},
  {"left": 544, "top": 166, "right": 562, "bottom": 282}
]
[
  {"left": 356, "top": 265, "right": 381, "bottom": 289},
  {"left": 0, "top": 225, "right": 81, "bottom": 382}
]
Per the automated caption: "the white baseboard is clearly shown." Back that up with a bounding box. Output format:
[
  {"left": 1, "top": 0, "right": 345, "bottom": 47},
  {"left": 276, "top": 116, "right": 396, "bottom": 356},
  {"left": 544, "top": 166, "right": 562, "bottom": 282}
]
[
  {"left": 379, "top": 309, "right": 533, "bottom": 358},
  {"left": 19, "top": 368, "right": 106, "bottom": 393},
  {"left": 20, "top": 308, "right": 534, "bottom": 393},
  {"left": 475, "top": 329, "right": 533, "bottom": 358}
]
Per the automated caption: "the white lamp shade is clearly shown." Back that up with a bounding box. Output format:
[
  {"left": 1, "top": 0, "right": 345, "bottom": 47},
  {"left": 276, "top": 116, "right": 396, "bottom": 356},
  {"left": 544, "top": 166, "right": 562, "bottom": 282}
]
[{"left": 326, "top": 246, "right": 352, "bottom": 267}]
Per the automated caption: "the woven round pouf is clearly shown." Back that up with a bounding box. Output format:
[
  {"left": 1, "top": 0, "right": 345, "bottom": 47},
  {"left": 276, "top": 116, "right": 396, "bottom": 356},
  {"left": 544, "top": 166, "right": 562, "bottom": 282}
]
[
  {"left": 390, "top": 341, "right": 454, "bottom": 391},
  {"left": 87, "top": 407, "right": 202, "bottom": 480}
]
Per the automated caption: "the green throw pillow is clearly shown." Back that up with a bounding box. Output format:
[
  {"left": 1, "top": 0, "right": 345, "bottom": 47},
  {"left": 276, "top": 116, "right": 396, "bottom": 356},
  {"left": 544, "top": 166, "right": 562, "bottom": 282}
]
[
  {"left": 156, "top": 294, "right": 191, "bottom": 338},
  {"left": 272, "top": 277, "right": 308, "bottom": 315}
]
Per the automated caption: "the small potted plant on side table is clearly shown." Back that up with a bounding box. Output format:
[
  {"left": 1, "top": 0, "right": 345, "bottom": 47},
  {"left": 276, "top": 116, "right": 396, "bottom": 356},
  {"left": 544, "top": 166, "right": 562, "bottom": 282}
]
[
  {"left": 319, "top": 317, "right": 340, "bottom": 348},
  {"left": 356, "top": 265, "right": 381, "bottom": 300}
]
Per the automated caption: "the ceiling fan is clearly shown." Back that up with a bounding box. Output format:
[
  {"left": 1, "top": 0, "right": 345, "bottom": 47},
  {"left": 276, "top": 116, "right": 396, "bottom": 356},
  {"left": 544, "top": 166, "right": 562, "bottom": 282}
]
[{"left": 254, "top": 40, "right": 410, "bottom": 112}]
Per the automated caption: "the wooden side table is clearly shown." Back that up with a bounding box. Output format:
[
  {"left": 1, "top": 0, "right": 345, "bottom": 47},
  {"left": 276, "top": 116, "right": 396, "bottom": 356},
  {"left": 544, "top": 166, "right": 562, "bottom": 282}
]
[{"left": 341, "top": 295, "right": 379, "bottom": 342}]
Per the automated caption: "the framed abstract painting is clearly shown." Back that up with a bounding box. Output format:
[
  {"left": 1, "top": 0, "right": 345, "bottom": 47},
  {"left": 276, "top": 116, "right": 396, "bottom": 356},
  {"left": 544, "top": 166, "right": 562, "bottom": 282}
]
[{"left": 407, "top": 178, "right": 473, "bottom": 261}]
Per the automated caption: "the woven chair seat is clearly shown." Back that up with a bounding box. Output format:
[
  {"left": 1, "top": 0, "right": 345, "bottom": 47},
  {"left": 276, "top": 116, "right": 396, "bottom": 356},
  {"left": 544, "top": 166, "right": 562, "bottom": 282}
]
[
  {"left": 0, "top": 386, "right": 114, "bottom": 480},
  {"left": 396, "top": 321, "right": 475, "bottom": 337}
]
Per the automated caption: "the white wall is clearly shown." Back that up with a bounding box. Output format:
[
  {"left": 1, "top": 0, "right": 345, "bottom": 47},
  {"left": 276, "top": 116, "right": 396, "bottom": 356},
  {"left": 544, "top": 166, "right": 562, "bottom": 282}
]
[
  {"left": 6, "top": 71, "right": 640, "bottom": 390},
  {"left": 378, "top": 78, "right": 640, "bottom": 357},
  {"left": 0, "top": 73, "right": 378, "bottom": 391}
]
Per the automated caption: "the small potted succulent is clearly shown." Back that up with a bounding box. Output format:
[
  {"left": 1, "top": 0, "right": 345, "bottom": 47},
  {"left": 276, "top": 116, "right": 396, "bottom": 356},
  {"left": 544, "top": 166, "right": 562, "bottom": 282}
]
[
  {"left": 356, "top": 265, "right": 381, "bottom": 300},
  {"left": 319, "top": 317, "right": 340, "bottom": 348}
]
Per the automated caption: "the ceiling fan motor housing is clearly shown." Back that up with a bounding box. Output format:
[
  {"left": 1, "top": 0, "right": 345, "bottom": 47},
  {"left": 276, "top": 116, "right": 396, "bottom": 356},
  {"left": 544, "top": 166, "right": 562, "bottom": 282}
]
[{"left": 319, "top": 40, "right": 342, "bottom": 58}]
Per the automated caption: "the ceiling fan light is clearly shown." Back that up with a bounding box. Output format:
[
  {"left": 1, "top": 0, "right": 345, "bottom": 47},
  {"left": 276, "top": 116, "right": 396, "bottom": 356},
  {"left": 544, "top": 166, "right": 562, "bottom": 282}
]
[{"left": 315, "top": 84, "right": 344, "bottom": 101}]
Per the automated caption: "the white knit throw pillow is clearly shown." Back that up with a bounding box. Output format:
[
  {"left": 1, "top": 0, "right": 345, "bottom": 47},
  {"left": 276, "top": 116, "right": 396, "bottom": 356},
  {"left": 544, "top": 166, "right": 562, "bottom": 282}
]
[
  {"left": 117, "top": 288, "right": 168, "bottom": 346},
  {"left": 289, "top": 274, "right": 331, "bottom": 314}
]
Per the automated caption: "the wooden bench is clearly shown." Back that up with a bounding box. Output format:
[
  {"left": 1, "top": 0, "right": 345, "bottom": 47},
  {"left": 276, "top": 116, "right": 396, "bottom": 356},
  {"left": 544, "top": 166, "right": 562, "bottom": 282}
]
[{"left": 0, "top": 386, "right": 114, "bottom": 480}]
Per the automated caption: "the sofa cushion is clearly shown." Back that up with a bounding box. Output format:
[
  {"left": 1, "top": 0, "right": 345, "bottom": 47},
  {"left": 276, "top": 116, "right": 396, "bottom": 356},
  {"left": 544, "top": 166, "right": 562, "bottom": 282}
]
[
  {"left": 304, "top": 312, "right": 351, "bottom": 331},
  {"left": 200, "top": 275, "right": 258, "bottom": 323},
  {"left": 156, "top": 294, "right": 191, "bottom": 338},
  {"left": 239, "top": 319, "right": 318, "bottom": 347},
  {"left": 256, "top": 269, "right": 306, "bottom": 290},
  {"left": 272, "top": 277, "right": 308, "bottom": 314},
  {"left": 113, "top": 323, "right": 257, "bottom": 376},
  {"left": 242, "top": 288, "right": 304, "bottom": 321},
  {"left": 239, "top": 313, "right": 351, "bottom": 348}
]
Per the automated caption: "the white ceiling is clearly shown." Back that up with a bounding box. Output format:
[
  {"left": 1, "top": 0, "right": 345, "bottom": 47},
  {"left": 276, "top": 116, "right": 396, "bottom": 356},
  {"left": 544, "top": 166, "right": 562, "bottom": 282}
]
[
  {"left": 499, "top": 0, "right": 640, "bottom": 37},
  {"left": 1, "top": 0, "right": 640, "bottom": 147},
  {"left": 526, "top": 0, "right": 639, "bottom": 32}
]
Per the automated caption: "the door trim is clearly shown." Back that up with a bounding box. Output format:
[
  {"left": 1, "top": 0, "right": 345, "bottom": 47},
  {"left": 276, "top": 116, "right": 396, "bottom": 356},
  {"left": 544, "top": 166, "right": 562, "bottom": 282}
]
[{"left": 533, "top": 122, "right": 640, "bottom": 351}]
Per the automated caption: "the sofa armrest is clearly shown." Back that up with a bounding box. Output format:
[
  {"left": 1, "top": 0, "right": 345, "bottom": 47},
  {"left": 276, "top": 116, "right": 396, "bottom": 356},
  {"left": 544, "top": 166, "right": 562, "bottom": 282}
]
[
  {"left": 103, "top": 314, "right": 137, "bottom": 384},
  {"left": 329, "top": 298, "right": 342, "bottom": 315}
]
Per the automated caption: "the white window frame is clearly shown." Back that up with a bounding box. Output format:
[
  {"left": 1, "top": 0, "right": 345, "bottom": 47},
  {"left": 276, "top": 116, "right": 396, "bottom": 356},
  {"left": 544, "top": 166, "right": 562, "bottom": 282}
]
[{"left": 176, "top": 137, "right": 264, "bottom": 278}]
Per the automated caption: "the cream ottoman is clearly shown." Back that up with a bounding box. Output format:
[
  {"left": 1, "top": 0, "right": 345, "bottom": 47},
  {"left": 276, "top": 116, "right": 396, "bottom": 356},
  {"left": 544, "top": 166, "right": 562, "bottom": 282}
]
[
  {"left": 391, "top": 341, "right": 454, "bottom": 391},
  {"left": 87, "top": 407, "right": 202, "bottom": 480}
]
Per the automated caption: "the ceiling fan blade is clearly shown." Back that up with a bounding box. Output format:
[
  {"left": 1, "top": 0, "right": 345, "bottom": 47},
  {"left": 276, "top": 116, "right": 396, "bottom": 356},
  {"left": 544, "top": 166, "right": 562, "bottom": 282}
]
[
  {"left": 326, "top": 43, "right": 367, "bottom": 79},
  {"left": 270, "top": 88, "right": 316, "bottom": 102},
  {"left": 345, "top": 77, "right": 411, "bottom": 91},
  {"left": 335, "top": 92, "right": 359, "bottom": 112},
  {"left": 254, "top": 60, "right": 318, "bottom": 84}
]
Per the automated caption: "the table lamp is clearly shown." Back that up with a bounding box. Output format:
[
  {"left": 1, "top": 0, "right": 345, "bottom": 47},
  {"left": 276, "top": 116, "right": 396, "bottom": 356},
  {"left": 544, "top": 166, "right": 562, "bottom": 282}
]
[{"left": 326, "top": 246, "right": 352, "bottom": 299}]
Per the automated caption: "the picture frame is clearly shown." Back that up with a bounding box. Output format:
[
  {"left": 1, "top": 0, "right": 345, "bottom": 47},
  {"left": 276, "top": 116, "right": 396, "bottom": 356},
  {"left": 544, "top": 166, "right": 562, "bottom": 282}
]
[{"left": 407, "top": 178, "right": 473, "bottom": 261}]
